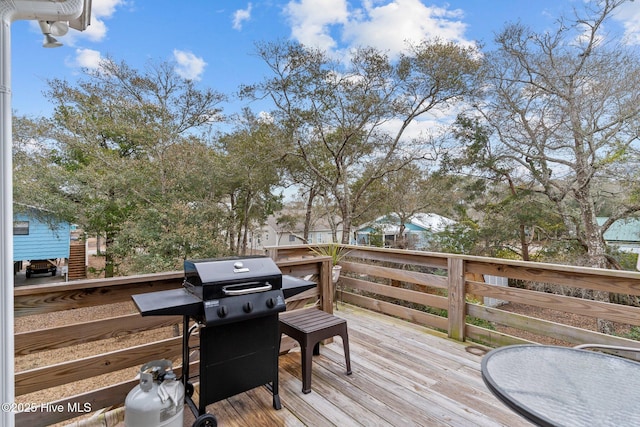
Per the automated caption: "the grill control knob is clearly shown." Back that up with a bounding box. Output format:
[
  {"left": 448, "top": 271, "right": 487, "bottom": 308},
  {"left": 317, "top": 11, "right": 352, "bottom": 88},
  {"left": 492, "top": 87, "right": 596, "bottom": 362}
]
[
  {"left": 243, "top": 302, "right": 253, "bottom": 313},
  {"left": 218, "top": 306, "right": 229, "bottom": 318},
  {"left": 266, "top": 297, "right": 276, "bottom": 308}
]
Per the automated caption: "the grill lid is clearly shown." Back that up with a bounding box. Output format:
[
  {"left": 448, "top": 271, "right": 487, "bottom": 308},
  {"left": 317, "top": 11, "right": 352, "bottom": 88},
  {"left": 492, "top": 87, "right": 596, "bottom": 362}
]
[{"left": 184, "top": 256, "right": 282, "bottom": 300}]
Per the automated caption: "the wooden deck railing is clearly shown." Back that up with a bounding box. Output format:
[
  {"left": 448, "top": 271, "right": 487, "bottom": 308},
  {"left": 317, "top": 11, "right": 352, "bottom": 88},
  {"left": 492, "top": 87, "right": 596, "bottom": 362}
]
[
  {"left": 269, "top": 245, "right": 640, "bottom": 352},
  {"left": 13, "top": 246, "right": 640, "bottom": 425},
  {"left": 13, "top": 257, "right": 331, "bottom": 426}
]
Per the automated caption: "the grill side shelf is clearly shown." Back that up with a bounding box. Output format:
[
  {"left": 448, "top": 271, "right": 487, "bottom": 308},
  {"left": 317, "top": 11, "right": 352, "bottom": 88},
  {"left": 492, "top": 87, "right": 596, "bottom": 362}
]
[
  {"left": 281, "top": 275, "right": 316, "bottom": 299},
  {"left": 132, "top": 288, "right": 202, "bottom": 317}
]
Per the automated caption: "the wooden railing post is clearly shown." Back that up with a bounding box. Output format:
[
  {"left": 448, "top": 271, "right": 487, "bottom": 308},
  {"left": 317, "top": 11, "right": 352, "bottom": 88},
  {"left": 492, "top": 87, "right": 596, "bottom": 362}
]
[
  {"left": 265, "top": 246, "right": 279, "bottom": 260},
  {"left": 448, "top": 257, "right": 466, "bottom": 341},
  {"left": 319, "top": 257, "right": 333, "bottom": 314}
]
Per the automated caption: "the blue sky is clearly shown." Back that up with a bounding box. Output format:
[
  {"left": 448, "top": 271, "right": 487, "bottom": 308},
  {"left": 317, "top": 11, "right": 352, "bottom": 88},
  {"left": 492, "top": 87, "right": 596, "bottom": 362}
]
[{"left": 9, "top": 0, "right": 640, "bottom": 119}]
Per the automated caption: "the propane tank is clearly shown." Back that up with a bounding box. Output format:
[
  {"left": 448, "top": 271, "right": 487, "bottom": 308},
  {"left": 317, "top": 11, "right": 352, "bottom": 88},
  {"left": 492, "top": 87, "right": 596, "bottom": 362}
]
[{"left": 124, "top": 359, "right": 184, "bottom": 427}]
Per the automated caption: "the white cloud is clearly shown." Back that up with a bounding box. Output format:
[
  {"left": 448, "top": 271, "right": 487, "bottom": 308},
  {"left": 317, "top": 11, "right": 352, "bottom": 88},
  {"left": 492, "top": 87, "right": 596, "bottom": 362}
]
[
  {"left": 614, "top": 0, "right": 640, "bottom": 45},
  {"left": 82, "top": 0, "right": 127, "bottom": 43},
  {"left": 73, "top": 48, "right": 103, "bottom": 69},
  {"left": 285, "top": 0, "right": 349, "bottom": 50},
  {"left": 90, "top": 0, "right": 125, "bottom": 18},
  {"left": 345, "top": 0, "right": 469, "bottom": 53},
  {"left": 79, "top": 18, "right": 108, "bottom": 43},
  {"left": 173, "top": 50, "right": 207, "bottom": 81},
  {"left": 285, "top": 0, "right": 471, "bottom": 56},
  {"left": 233, "top": 3, "right": 253, "bottom": 30}
]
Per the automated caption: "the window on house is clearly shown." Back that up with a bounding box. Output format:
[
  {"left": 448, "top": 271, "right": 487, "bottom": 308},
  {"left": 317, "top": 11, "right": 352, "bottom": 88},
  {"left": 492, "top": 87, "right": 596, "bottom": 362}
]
[
  {"left": 289, "top": 234, "right": 296, "bottom": 242},
  {"left": 13, "top": 221, "right": 29, "bottom": 235}
]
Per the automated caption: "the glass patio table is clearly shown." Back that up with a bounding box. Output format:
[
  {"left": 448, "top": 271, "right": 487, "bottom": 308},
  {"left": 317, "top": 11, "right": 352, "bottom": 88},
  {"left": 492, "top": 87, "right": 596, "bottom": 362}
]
[{"left": 481, "top": 344, "right": 640, "bottom": 427}]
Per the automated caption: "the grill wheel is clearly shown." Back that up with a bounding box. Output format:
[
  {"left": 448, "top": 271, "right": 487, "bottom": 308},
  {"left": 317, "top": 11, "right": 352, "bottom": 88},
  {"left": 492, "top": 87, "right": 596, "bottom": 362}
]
[{"left": 194, "top": 413, "right": 217, "bottom": 427}]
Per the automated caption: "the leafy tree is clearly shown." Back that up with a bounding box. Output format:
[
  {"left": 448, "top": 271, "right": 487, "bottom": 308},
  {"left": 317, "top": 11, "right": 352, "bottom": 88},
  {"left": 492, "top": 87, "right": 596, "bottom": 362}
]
[
  {"left": 216, "top": 109, "right": 285, "bottom": 254},
  {"left": 431, "top": 219, "right": 480, "bottom": 255},
  {"left": 12, "top": 115, "right": 76, "bottom": 224},
  {"left": 243, "top": 39, "right": 481, "bottom": 243},
  {"left": 457, "top": 0, "right": 640, "bottom": 334},
  {"left": 362, "top": 164, "right": 458, "bottom": 249},
  {"left": 46, "top": 58, "right": 226, "bottom": 275},
  {"left": 274, "top": 212, "right": 302, "bottom": 244},
  {"left": 447, "top": 116, "right": 565, "bottom": 260},
  {"left": 110, "top": 139, "right": 232, "bottom": 273}
]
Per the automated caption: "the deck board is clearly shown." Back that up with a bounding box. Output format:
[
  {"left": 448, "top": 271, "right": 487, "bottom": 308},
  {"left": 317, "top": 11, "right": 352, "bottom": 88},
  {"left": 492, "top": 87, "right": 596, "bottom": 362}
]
[{"left": 182, "top": 304, "right": 531, "bottom": 426}]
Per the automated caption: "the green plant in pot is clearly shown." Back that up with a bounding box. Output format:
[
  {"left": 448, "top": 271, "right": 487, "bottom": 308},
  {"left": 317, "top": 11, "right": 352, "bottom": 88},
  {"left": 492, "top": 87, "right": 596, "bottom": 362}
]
[{"left": 311, "top": 243, "right": 351, "bottom": 283}]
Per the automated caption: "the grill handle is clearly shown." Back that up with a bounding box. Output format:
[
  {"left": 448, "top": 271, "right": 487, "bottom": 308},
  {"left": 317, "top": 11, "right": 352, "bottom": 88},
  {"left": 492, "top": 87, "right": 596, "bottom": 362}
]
[{"left": 222, "top": 282, "right": 272, "bottom": 296}]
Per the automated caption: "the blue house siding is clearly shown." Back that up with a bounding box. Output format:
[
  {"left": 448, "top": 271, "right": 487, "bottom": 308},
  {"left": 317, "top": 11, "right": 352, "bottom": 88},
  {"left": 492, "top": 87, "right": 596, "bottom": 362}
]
[
  {"left": 13, "top": 213, "right": 70, "bottom": 261},
  {"left": 355, "top": 213, "right": 455, "bottom": 249}
]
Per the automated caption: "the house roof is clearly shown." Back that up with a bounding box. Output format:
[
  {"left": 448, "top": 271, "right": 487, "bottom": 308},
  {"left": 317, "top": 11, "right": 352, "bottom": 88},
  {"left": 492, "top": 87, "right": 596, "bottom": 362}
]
[
  {"left": 597, "top": 217, "right": 640, "bottom": 243},
  {"left": 357, "top": 213, "right": 455, "bottom": 234}
]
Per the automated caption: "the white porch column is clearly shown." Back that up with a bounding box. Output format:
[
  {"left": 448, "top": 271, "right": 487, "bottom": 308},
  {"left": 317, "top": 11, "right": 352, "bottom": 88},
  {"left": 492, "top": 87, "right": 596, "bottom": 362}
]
[{"left": 0, "top": 9, "right": 15, "bottom": 427}]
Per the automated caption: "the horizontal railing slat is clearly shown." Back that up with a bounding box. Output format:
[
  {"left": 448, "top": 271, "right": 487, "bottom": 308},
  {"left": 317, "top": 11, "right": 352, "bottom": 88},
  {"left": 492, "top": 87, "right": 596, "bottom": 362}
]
[
  {"left": 465, "top": 259, "right": 640, "bottom": 296},
  {"left": 15, "top": 314, "right": 181, "bottom": 356},
  {"left": 340, "top": 291, "right": 448, "bottom": 331},
  {"left": 341, "top": 261, "right": 448, "bottom": 289},
  {"left": 14, "top": 276, "right": 183, "bottom": 317},
  {"left": 340, "top": 276, "right": 448, "bottom": 311},
  {"left": 467, "top": 280, "right": 640, "bottom": 326},
  {"left": 15, "top": 337, "right": 182, "bottom": 396},
  {"left": 345, "top": 248, "right": 449, "bottom": 269},
  {"left": 464, "top": 324, "right": 533, "bottom": 347},
  {"left": 467, "top": 303, "right": 640, "bottom": 349}
]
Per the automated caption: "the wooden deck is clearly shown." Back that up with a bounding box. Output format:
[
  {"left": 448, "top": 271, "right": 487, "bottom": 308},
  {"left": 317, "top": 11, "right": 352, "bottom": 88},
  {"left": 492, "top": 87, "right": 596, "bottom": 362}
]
[
  {"left": 179, "top": 305, "right": 531, "bottom": 427},
  {"left": 17, "top": 249, "right": 640, "bottom": 426}
]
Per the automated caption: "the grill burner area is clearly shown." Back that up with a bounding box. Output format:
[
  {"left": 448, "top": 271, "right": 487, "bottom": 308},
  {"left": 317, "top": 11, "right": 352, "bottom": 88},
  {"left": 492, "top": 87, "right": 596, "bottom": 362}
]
[{"left": 132, "top": 256, "right": 314, "bottom": 427}]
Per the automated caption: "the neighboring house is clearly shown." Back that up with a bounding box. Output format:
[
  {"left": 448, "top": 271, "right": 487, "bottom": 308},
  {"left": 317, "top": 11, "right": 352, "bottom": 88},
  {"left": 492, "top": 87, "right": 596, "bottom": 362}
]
[
  {"left": 248, "top": 212, "right": 344, "bottom": 252},
  {"left": 355, "top": 213, "right": 455, "bottom": 250},
  {"left": 598, "top": 217, "right": 640, "bottom": 254},
  {"left": 13, "top": 207, "right": 70, "bottom": 276}
]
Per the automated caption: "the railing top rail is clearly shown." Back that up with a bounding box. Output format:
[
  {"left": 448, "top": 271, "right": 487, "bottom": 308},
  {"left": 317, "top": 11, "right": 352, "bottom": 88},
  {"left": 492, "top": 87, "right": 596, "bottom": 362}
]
[
  {"left": 266, "top": 244, "right": 640, "bottom": 280},
  {"left": 14, "top": 271, "right": 184, "bottom": 296}
]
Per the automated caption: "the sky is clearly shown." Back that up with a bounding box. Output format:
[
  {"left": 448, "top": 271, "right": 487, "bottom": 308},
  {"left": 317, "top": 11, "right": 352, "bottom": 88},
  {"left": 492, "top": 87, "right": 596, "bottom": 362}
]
[{"left": 8, "top": 0, "right": 640, "bottom": 120}]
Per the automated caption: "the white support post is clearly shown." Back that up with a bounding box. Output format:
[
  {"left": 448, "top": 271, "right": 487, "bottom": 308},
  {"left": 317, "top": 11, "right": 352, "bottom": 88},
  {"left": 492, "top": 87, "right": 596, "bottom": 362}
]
[{"left": 0, "top": 12, "right": 14, "bottom": 427}]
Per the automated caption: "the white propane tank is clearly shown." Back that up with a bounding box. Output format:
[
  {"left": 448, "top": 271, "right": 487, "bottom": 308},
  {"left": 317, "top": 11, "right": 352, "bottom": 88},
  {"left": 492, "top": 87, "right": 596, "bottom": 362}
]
[{"left": 124, "top": 359, "right": 184, "bottom": 427}]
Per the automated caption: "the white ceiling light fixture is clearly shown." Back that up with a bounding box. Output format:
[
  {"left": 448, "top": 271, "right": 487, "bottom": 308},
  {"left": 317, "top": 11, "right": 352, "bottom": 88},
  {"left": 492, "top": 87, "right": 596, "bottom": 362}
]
[
  {"left": 49, "top": 20, "right": 70, "bottom": 36},
  {"left": 38, "top": 20, "right": 69, "bottom": 48},
  {"left": 43, "top": 32, "right": 63, "bottom": 48}
]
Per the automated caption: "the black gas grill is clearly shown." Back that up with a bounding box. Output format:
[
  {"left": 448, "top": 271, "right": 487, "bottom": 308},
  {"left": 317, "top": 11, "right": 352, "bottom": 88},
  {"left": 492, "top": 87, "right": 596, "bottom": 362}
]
[
  {"left": 132, "top": 256, "right": 314, "bottom": 427},
  {"left": 183, "top": 257, "right": 286, "bottom": 326}
]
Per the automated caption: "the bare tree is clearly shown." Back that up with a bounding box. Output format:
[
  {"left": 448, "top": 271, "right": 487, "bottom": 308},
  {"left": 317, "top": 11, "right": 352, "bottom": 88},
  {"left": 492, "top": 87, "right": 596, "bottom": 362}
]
[
  {"left": 475, "top": 0, "right": 640, "bottom": 270},
  {"left": 243, "top": 40, "right": 481, "bottom": 243},
  {"left": 466, "top": 0, "right": 640, "bottom": 334}
]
